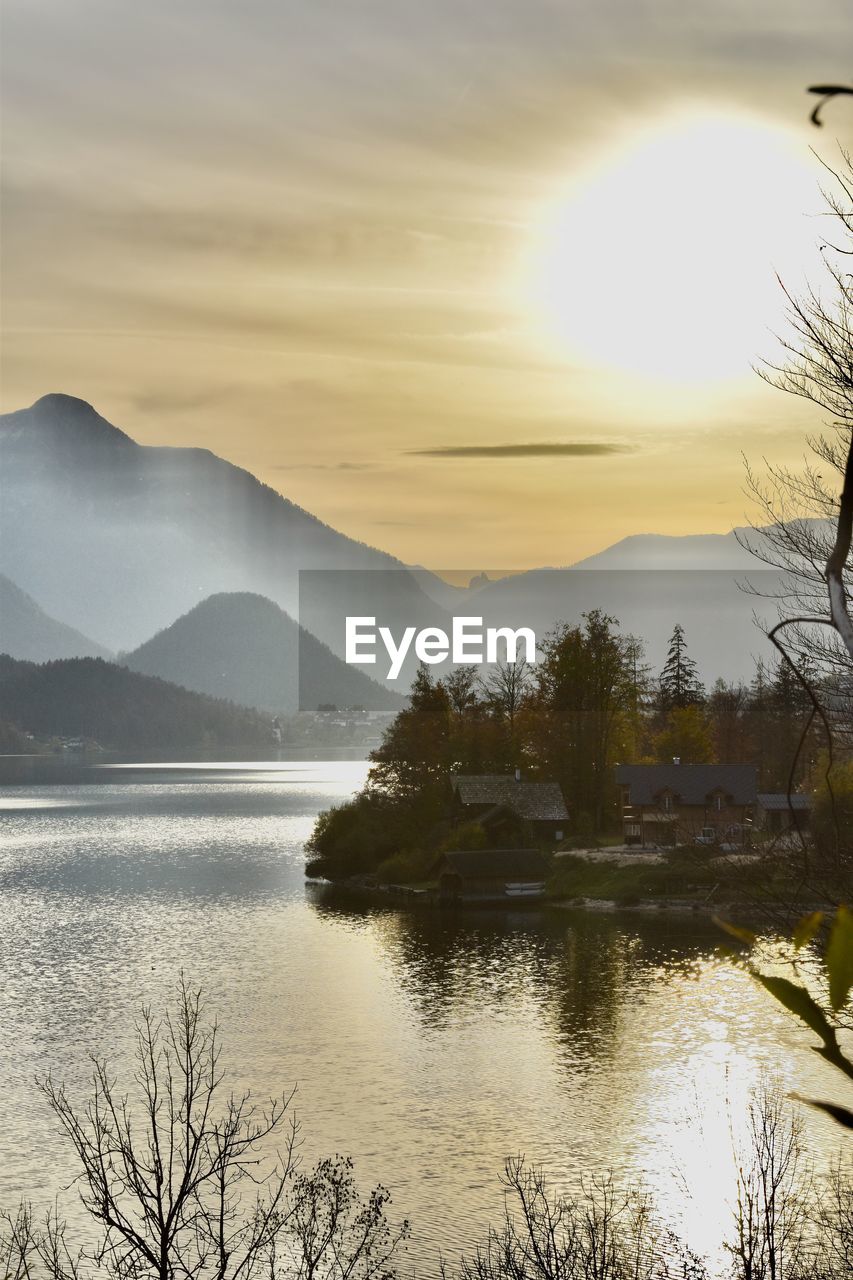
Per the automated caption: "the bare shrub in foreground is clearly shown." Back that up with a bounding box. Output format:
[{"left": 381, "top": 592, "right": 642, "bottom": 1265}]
[
  {"left": 726, "top": 1090, "right": 808, "bottom": 1280},
  {"left": 0, "top": 980, "right": 408, "bottom": 1280},
  {"left": 450, "top": 1157, "right": 707, "bottom": 1280}
]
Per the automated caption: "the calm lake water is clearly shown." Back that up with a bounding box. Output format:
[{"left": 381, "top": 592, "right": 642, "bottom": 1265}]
[{"left": 0, "top": 754, "right": 847, "bottom": 1277}]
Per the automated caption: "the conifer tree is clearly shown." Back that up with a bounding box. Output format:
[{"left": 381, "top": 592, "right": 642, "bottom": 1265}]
[{"left": 658, "top": 624, "right": 705, "bottom": 714}]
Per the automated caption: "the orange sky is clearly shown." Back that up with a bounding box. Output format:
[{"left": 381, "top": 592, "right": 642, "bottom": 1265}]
[{"left": 2, "top": 0, "right": 849, "bottom": 568}]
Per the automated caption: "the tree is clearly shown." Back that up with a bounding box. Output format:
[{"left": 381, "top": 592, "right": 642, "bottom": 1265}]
[
  {"left": 657, "top": 625, "right": 705, "bottom": 716},
  {"left": 453, "top": 1157, "right": 706, "bottom": 1280},
  {"left": 442, "top": 666, "right": 507, "bottom": 777},
  {"left": 764, "top": 657, "right": 823, "bottom": 792},
  {"left": 621, "top": 636, "right": 653, "bottom": 762},
  {"left": 443, "top": 666, "right": 480, "bottom": 718},
  {"left": 654, "top": 705, "right": 715, "bottom": 765},
  {"left": 528, "top": 611, "right": 643, "bottom": 831},
  {"left": 721, "top": 906, "right": 853, "bottom": 1131},
  {"left": 746, "top": 659, "right": 773, "bottom": 784},
  {"left": 481, "top": 658, "right": 531, "bottom": 736},
  {"left": 708, "top": 679, "right": 752, "bottom": 764},
  {"left": 808, "top": 82, "right": 853, "bottom": 127},
  {"left": 368, "top": 665, "right": 451, "bottom": 804},
  {"left": 812, "top": 757, "right": 853, "bottom": 862},
  {"left": 305, "top": 790, "right": 409, "bottom": 880},
  {"left": 2, "top": 980, "right": 408, "bottom": 1280},
  {"left": 726, "top": 1091, "right": 808, "bottom": 1280},
  {"left": 737, "top": 152, "right": 853, "bottom": 766}
]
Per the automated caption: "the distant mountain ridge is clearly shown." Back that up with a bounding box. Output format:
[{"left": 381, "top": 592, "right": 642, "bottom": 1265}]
[
  {"left": 124, "top": 592, "right": 404, "bottom": 713},
  {"left": 0, "top": 574, "right": 111, "bottom": 661},
  {"left": 569, "top": 530, "right": 762, "bottom": 570},
  {"left": 0, "top": 392, "right": 808, "bottom": 685},
  {"left": 0, "top": 394, "right": 405, "bottom": 651}
]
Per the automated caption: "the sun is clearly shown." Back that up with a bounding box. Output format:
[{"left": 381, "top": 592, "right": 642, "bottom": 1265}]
[{"left": 522, "top": 108, "right": 821, "bottom": 385}]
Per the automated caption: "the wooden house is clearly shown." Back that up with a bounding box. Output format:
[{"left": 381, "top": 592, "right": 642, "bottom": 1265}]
[
  {"left": 615, "top": 762, "right": 757, "bottom": 847},
  {"left": 433, "top": 848, "right": 550, "bottom": 905},
  {"left": 756, "top": 792, "right": 812, "bottom": 835},
  {"left": 450, "top": 773, "right": 568, "bottom": 844}
]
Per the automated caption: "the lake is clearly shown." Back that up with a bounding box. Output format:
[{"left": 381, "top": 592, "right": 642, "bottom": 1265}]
[{"left": 0, "top": 754, "right": 846, "bottom": 1277}]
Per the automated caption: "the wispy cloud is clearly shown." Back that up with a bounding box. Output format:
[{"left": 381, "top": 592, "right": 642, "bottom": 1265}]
[
  {"left": 273, "top": 461, "right": 371, "bottom": 471},
  {"left": 408, "top": 442, "right": 633, "bottom": 458}
]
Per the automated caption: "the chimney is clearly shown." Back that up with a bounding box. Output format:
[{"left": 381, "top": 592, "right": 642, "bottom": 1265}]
[{"left": 514, "top": 766, "right": 521, "bottom": 782}]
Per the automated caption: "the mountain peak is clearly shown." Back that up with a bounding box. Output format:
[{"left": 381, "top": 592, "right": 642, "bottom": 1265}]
[
  {"left": 0, "top": 393, "right": 135, "bottom": 448},
  {"left": 32, "top": 392, "right": 98, "bottom": 415}
]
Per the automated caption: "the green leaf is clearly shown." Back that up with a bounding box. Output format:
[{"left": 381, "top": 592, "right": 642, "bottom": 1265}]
[
  {"left": 754, "top": 973, "right": 836, "bottom": 1047},
  {"left": 826, "top": 905, "right": 853, "bottom": 1012},
  {"left": 792, "top": 911, "right": 824, "bottom": 950},
  {"left": 714, "top": 917, "right": 757, "bottom": 947}
]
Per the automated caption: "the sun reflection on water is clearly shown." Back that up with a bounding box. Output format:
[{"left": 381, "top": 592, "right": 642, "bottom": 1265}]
[{"left": 0, "top": 760, "right": 848, "bottom": 1278}]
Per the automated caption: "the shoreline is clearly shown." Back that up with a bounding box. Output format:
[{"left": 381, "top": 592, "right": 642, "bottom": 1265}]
[
  {"left": 551, "top": 894, "right": 738, "bottom": 916},
  {"left": 306, "top": 876, "right": 778, "bottom": 923}
]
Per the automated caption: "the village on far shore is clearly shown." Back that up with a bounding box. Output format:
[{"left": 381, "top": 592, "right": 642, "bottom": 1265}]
[
  {"left": 308, "top": 760, "right": 815, "bottom": 914},
  {"left": 303, "top": 613, "right": 836, "bottom": 917}
]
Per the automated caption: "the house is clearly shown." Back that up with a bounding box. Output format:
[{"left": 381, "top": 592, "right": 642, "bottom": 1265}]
[
  {"left": 433, "top": 848, "right": 550, "bottom": 905},
  {"left": 615, "top": 762, "right": 757, "bottom": 847},
  {"left": 756, "top": 792, "right": 812, "bottom": 834},
  {"left": 450, "top": 773, "right": 568, "bottom": 844}
]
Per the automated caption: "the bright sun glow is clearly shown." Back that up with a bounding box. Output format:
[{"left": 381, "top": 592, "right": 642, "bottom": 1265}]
[{"left": 523, "top": 109, "right": 822, "bottom": 384}]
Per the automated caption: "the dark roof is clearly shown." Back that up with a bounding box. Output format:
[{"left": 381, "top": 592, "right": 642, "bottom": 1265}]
[
  {"left": 757, "top": 793, "right": 812, "bottom": 812},
  {"left": 615, "top": 763, "right": 757, "bottom": 806},
  {"left": 437, "top": 848, "right": 550, "bottom": 879},
  {"left": 451, "top": 774, "right": 568, "bottom": 821}
]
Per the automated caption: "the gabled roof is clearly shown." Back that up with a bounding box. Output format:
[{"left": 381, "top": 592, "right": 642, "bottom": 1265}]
[
  {"left": 451, "top": 774, "right": 568, "bottom": 821},
  {"left": 757, "top": 792, "right": 812, "bottom": 812},
  {"left": 615, "top": 763, "right": 757, "bottom": 806},
  {"left": 437, "top": 848, "right": 550, "bottom": 879}
]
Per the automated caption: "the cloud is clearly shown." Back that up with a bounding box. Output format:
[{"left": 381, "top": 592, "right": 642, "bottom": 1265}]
[
  {"left": 408, "top": 442, "right": 633, "bottom": 458},
  {"left": 130, "top": 387, "right": 229, "bottom": 415},
  {"left": 273, "top": 461, "right": 371, "bottom": 471}
]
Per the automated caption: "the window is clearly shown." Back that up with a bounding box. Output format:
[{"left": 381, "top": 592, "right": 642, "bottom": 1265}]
[
  {"left": 714, "top": 795, "right": 723, "bottom": 811},
  {"left": 663, "top": 794, "right": 672, "bottom": 812}
]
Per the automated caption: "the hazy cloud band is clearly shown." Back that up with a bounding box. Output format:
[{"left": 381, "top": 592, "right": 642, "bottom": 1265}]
[{"left": 409, "top": 442, "right": 632, "bottom": 458}]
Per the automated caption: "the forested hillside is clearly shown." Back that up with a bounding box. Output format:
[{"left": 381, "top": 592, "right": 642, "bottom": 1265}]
[{"left": 0, "top": 655, "right": 275, "bottom": 749}]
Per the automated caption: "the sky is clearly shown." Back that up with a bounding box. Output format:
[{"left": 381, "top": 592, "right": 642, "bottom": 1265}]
[{"left": 2, "top": 0, "right": 851, "bottom": 568}]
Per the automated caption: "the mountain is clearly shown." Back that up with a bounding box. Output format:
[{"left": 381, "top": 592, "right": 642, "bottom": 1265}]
[
  {"left": 291, "top": 523, "right": 802, "bottom": 688},
  {"left": 0, "top": 655, "right": 274, "bottom": 749},
  {"left": 460, "top": 562, "right": 784, "bottom": 684},
  {"left": 569, "top": 530, "right": 763, "bottom": 570},
  {"left": 124, "top": 592, "right": 404, "bottom": 713},
  {"left": 0, "top": 574, "right": 112, "bottom": 661},
  {"left": 1, "top": 392, "right": 805, "bottom": 688},
  {"left": 294, "top": 522, "right": 805, "bottom": 688},
  {"left": 458, "top": 524, "right": 815, "bottom": 681},
  {"left": 0, "top": 394, "right": 411, "bottom": 651}
]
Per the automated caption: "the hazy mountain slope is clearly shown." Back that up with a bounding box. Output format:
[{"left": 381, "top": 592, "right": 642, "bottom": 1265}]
[
  {"left": 1, "top": 392, "right": 808, "bottom": 686},
  {"left": 464, "top": 564, "right": 784, "bottom": 682},
  {"left": 124, "top": 593, "right": 404, "bottom": 712},
  {"left": 568, "top": 530, "right": 761, "bottom": 570},
  {"left": 0, "top": 654, "right": 273, "bottom": 749},
  {"left": 566, "top": 522, "right": 830, "bottom": 571},
  {"left": 0, "top": 394, "right": 409, "bottom": 650},
  {"left": 0, "top": 574, "right": 111, "bottom": 660}
]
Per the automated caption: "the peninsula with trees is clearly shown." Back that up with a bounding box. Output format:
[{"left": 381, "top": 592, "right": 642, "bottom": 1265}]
[{"left": 305, "top": 614, "right": 846, "bottom": 912}]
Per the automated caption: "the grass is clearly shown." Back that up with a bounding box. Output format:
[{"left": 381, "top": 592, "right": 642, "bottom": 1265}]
[{"left": 546, "top": 847, "right": 791, "bottom": 907}]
